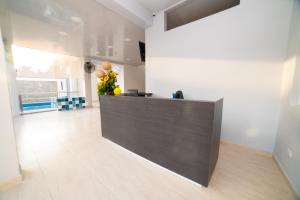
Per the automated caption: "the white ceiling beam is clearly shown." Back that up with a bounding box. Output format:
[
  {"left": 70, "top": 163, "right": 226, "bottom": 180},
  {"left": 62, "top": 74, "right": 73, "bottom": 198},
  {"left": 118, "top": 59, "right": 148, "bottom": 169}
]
[{"left": 95, "top": 0, "right": 153, "bottom": 28}]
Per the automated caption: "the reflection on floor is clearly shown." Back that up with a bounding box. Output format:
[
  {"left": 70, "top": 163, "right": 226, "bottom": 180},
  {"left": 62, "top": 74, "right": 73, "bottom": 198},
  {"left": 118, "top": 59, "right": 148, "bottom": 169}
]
[{"left": 0, "top": 108, "right": 297, "bottom": 200}]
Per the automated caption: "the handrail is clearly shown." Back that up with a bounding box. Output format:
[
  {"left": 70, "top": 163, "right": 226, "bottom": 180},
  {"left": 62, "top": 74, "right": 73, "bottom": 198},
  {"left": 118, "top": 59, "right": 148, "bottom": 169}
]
[
  {"left": 58, "top": 91, "right": 80, "bottom": 93},
  {"left": 21, "top": 97, "right": 57, "bottom": 100},
  {"left": 19, "top": 92, "right": 58, "bottom": 95}
]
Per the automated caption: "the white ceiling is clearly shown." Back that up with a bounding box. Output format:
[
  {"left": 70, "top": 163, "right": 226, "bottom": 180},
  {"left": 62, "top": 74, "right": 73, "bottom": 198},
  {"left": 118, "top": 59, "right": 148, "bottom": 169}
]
[
  {"left": 4, "top": 0, "right": 183, "bottom": 66},
  {"left": 136, "top": 0, "right": 183, "bottom": 13},
  {"left": 6, "top": 0, "right": 145, "bottom": 66}
]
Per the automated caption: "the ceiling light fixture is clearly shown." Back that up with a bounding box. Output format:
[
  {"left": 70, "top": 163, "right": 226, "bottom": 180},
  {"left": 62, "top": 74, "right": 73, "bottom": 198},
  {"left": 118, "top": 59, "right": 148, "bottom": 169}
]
[
  {"left": 124, "top": 38, "right": 131, "bottom": 42},
  {"left": 107, "top": 45, "right": 113, "bottom": 49},
  {"left": 71, "top": 16, "right": 82, "bottom": 23},
  {"left": 59, "top": 31, "right": 68, "bottom": 36}
]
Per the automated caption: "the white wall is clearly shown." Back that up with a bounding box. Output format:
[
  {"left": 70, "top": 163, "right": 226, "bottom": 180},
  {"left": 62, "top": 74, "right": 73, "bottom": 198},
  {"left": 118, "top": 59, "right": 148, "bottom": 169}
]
[
  {"left": 124, "top": 65, "right": 145, "bottom": 92},
  {"left": 6, "top": 61, "right": 20, "bottom": 116},
  {"left": 146, "top": 0, "right": 293, "bottom": 152},
  {"left": 274, "top": 0, "right": 300, "bottom": 197},
  {"left": 0, "top": 28, "right": 21, "bottom": 184},
  {"left": 0, "top": 1, "right": 20, "bottom": 117}
]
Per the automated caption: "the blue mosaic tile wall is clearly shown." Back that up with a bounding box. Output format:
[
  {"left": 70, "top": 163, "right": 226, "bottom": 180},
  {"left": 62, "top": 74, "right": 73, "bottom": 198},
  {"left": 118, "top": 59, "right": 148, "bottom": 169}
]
[{"left": 57, "top": 97, "right": 86, "bottom": 111}]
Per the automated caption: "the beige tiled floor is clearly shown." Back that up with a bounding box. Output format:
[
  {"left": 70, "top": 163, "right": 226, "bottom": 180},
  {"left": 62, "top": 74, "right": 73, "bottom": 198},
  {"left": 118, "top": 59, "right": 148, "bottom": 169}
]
[{"left": 0, "top": 108, "right": 297, "bottom": 200}]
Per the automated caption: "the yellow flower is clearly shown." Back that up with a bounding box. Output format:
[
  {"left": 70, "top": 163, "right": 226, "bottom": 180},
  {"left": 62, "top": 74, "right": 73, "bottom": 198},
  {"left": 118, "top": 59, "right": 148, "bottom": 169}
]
[
  {"left": 104, "top": 76, "right": 109, "bottom": 82},
  {"left": 97, "top": 81, "right": 103, "bottom": 90},
  {"left": 108, "top": 71, "right": 115, "bottom": 78},
  {"left": 114, "top": 87, "right": 121, "bottom": 96}
]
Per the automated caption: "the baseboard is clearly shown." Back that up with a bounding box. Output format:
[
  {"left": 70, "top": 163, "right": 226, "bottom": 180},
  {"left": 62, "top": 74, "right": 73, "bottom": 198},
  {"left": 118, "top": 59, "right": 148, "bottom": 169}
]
[
  {"left": 220, "top": 140, "right": 272, "bottom": 157},
  {"left": 273, "top": 154, "right": 300, "bottom": 200},
  {"left": 0, "top": 176, "right": 22, "bottom": 191}
]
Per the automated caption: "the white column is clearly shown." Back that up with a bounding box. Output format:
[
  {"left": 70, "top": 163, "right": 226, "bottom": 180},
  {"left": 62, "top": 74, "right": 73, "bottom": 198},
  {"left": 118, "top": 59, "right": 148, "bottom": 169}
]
[{"left": 0, "top": 28, "right": 21, "bottom": 185}]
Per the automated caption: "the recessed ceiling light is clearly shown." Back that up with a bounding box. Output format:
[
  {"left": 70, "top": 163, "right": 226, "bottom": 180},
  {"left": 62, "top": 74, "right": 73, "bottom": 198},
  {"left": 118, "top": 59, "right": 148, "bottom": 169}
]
[
  {"left": 59, "top": 31, "right": 68, "bottom": 36},
  {"left": 71, "top": 16, "right": 82, "bottom": 23},
  {"left": 124, "top": 38, "right": 131, "bottom": 42},
  {"left": 107, "top": 45, "right": 113, "bottom": 49},
  {"left": 96, "top": 51, "right": 101, "bottom": 55}
]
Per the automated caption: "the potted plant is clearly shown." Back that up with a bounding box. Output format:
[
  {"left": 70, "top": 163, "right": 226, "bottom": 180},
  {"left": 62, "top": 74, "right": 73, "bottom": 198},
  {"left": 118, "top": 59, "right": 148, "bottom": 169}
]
[{"left": 96, "top": 62, "right": 122, "bottom": 96}]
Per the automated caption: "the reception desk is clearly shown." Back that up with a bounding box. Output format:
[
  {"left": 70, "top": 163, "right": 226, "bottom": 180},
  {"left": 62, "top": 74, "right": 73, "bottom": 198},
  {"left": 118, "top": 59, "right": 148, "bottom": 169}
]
[{"left": 99, "top": 96, "right": 223, "bottom": 186}]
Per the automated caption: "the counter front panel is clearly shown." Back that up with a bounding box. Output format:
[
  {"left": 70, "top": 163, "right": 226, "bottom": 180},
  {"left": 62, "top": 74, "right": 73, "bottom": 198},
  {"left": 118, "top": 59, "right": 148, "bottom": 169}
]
[{"left": 99, "top": 96, "right": 223, "bottom": 186}]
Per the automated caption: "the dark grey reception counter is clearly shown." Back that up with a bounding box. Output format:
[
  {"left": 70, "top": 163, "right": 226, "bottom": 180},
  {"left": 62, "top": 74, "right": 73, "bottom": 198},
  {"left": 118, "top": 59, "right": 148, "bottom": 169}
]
[{"left": 99, "top": 96, "right": 223, "bottom": 187}]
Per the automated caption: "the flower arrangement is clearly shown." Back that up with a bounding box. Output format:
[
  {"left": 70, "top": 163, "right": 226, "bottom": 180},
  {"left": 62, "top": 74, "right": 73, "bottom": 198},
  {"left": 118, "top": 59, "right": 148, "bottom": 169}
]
[{"left": 96, "top": 62, "right": 122, "bottom": 96}]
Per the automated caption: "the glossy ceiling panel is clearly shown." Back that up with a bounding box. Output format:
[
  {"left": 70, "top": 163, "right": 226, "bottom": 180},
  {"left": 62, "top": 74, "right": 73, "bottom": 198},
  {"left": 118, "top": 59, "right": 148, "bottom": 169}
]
[
  {"left": 137, "top": 0, "right": 182, "bottom": 13},
  {"left": 7, "top": 0, "right": 145, "bottom": 65}
]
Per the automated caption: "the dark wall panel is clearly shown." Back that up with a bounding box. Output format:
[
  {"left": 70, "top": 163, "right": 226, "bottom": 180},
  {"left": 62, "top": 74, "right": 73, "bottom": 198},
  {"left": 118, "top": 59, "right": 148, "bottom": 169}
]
[{"left": 166, "top": 0, "right": 240, "bottom": 31}]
